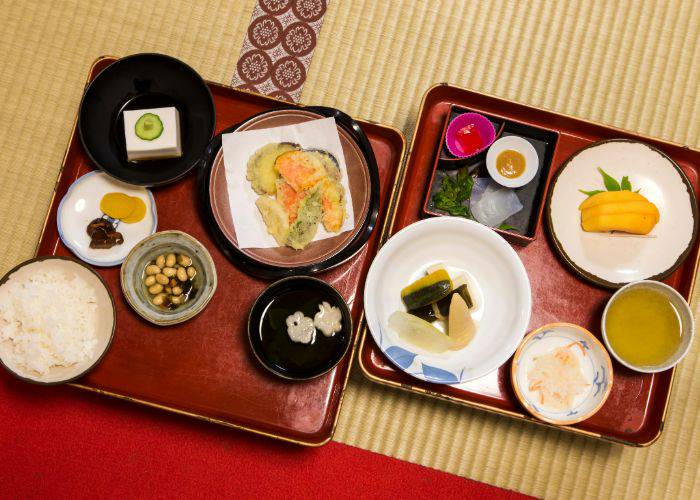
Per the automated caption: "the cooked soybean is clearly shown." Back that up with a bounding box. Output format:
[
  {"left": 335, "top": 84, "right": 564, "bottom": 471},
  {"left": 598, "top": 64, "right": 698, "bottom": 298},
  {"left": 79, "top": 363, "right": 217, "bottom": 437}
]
[
  {"left": 152, "top": 293, "right": 166, "bottom": 306},
  {"left": 165, "top": 253, "right": 176, "bottom": 267},
  {"left": 176, "top": 267, "right": 188, "bottom": 282},
  {"left": 143, "top": 251, "right": 199, "bottom": 309},
  {"left": 145, "top": 265, "right": 160, "bottom": 275}
]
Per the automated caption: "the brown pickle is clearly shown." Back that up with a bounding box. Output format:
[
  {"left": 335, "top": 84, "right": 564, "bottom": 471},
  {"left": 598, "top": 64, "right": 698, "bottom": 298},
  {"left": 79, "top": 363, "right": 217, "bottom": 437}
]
[{"left": 86, "top": 217, "right": 123, "bottom": 249}]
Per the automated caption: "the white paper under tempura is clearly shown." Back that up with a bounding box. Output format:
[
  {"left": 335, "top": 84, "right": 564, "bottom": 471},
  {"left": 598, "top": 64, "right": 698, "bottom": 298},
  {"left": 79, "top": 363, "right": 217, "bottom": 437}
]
[{"left": 222, "top": 117, "right": 356, "bottom": 249}]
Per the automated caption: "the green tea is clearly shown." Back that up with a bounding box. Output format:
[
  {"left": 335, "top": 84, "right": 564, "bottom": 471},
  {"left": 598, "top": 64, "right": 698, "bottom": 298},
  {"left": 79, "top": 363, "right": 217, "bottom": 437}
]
[{"left": 605, "top": 287, "right": 682, "bottom": 366}]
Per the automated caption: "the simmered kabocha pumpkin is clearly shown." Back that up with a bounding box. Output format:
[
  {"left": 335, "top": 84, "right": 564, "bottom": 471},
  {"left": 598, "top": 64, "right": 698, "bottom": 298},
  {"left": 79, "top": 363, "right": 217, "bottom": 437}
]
[
  {"left": 410, "top": 283, "right": 474, "bottom": 321},
  {"left": 579, "top": 190, "right": 660, "bottom": 235},
  {"left": 400, "top": 269, "right": 453, "bottom": 310}
]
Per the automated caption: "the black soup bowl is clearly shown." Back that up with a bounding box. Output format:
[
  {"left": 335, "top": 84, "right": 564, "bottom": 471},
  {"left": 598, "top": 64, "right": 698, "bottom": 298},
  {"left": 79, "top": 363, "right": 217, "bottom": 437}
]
[
  {"left": 78, "top": 53, "right": 216, "bottom": 187},
  {"left": 248, "top": 277, "right": 352, "bottom": 381}
]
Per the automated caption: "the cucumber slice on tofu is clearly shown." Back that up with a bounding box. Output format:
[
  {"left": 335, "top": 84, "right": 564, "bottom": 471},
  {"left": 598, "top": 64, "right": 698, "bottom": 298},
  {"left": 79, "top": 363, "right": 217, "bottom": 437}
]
[{"left": 134, "top": 113, "right": 164, "bottom": 141}]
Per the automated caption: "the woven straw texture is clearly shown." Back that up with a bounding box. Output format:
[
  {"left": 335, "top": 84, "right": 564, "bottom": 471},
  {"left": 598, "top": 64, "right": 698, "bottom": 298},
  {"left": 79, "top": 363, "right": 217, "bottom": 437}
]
[{"left": 1, "top": 1, "right": 699, "bottom": 498}]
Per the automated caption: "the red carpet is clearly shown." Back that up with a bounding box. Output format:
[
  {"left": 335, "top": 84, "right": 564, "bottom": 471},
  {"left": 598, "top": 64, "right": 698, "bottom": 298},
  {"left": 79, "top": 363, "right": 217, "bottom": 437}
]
[{"left": 0, "top": 374, "right": 530, "bottom": 499}]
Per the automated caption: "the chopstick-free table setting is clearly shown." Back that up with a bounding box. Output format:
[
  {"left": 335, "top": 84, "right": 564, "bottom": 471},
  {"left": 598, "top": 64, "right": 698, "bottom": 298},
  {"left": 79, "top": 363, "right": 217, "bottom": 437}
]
[{"left": 1, "top": 1, "right": 699, "bottom": 499}]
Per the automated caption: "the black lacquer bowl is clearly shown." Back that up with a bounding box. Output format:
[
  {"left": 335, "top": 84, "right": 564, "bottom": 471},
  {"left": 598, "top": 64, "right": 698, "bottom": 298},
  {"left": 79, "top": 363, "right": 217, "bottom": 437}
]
[
  {"left": 248, "top": 277, "right": 352, "bottom": 380},
  {"left": 78, "top": 53, "right": 215, "bottom": 186}
]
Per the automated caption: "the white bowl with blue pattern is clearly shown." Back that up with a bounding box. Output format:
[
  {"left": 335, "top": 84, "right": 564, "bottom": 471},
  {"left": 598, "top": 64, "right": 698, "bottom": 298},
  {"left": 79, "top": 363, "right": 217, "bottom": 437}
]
[
  {"left": 364, "top": 217, "right": 531, "bottom": 384},
  {"left": 511, "top": 323, "right": 613, "bottom": 425}
]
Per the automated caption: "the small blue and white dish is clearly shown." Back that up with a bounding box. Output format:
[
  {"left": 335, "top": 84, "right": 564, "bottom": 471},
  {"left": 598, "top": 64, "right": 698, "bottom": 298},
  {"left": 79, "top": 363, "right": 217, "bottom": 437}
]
[
  {"left": 511, "top": 323, "right": 613, "bottom": 426},
  {"left": 58, "top": 171, "right": 157, "bottom": 267}
]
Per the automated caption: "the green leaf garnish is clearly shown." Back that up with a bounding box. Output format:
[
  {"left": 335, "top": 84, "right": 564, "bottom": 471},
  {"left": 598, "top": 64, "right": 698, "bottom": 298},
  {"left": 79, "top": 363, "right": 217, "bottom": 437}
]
[
  {"left": 579, "top": 189, "right": 605, "bottom": 197},
  {"left": 580, "top": 168, "right": 637, "bottom": 196},
  {"left": 598, "top": 167, "right": 620, "bottom": 191},
  {"left": 432, "top": 168, "right": 475, "bottom": 218},
  {"left": 497, "top": 224, "right": 516, "bottom": 231}
]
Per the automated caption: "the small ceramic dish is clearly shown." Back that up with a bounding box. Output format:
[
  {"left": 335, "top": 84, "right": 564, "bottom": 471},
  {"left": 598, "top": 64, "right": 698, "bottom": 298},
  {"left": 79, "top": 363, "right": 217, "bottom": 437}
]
[
  {"left": 58, "top": 171, "right": 157, "bottom": 267},
  {"left": 601, "top": 280, "right": 694, "bottom": 373},
  {"left": 364, "top": 217, "right": 531, "bottom": 384},
  {"left": 0, "top": 256, "right": 116, "bottom": 385},
  {"left": 247, "top": 276, "right": 352, "bottom": 380},
  {"left": 120, "top": 231, "right": 217, "bottom": 326},
  {"left": 511, "top": 323, "right": 613, "bottom": 425},
  {"left": 445, "top": 112, "right": 496, "bottom": 158},
  {"left": 78, "top": 53, "right": 216, "bottom": 186},
  {"left": 547, "top": 139, "right": 698, "bottom": 288},
  {"left": 486, "top": 135, "right": 539, "bottom": 188}
]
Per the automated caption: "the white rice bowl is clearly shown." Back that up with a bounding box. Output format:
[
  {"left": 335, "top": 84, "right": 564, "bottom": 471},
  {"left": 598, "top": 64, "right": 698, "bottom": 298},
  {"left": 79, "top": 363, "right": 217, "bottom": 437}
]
[{"left": 0, "top": 257, "right": 115, "bottom": 384}]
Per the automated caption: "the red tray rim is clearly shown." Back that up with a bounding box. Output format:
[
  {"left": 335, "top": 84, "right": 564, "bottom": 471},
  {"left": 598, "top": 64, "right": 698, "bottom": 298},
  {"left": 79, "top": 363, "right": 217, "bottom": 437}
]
[
  {"left": 34, "top": 55, "right": 408, "bottom": 447},
  {"left": 358, "top": 82, "right": 700, "bottom": 448}
]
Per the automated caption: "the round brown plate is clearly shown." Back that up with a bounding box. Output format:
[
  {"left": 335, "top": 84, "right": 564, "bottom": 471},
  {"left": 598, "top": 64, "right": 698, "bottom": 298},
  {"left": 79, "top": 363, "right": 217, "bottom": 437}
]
[{"left": 199, "top": 106, "right": 379, "bottom": 278}]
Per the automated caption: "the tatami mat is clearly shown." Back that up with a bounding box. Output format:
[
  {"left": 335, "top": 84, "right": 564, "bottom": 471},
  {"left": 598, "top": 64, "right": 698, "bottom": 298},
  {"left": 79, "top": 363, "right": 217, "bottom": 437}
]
[{"left": 0, "top": 1, "right": 698, "bottom": 498}]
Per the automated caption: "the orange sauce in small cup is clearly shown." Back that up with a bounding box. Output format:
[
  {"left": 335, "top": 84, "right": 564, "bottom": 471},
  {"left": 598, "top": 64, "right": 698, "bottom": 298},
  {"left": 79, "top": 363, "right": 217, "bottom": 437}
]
[{"left": 496, "top": 150, "right": 526, "bottom": 179}]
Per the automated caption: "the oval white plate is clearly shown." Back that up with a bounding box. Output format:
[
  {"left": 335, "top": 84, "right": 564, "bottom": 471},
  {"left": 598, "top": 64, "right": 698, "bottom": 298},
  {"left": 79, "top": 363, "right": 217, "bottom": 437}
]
[
  {"left": 511, "top": 323, "right": 613, "bottom": 425},
  {"left": 547, "top": 139, "right": 698, "bottom": 288},
  {"left": 364, "top": 217, "right": 531, "bottom": 384},
  {"left": 486, "top": 135, "right": 539, "bottom": 188},
  {"left": 58, "top": 171, "right": 158, "bottom": 266}
]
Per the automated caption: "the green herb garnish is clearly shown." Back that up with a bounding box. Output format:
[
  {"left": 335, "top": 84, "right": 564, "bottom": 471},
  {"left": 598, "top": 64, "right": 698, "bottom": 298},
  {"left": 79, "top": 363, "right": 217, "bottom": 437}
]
[
  {"left": 432, "top": 168, "right": 474, "bottom": 218},
  {"left": 432, "top": 168, "right": 519, "bottom": 231},
  {"left": 620, "top": 175, "right": 632, "bottom": 191},
  {"left": 579, "top": 167, "right": 636, "bottom": 197}
]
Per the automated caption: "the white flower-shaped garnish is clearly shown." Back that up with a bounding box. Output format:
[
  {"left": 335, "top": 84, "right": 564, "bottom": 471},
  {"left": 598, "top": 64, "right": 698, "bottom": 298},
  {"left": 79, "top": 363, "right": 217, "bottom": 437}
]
[
  {"left": 313, "top": 302, "right": 342, "bottom": 337},
  {"left": 286, "top": 311, "right": 316, "bottom": 344}
]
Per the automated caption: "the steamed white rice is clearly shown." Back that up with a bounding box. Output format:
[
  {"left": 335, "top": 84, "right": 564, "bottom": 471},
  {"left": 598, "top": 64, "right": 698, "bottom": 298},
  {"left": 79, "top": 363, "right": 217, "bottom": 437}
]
[{"left": 0, "top": 267, "right": 99, "bottom": 375}]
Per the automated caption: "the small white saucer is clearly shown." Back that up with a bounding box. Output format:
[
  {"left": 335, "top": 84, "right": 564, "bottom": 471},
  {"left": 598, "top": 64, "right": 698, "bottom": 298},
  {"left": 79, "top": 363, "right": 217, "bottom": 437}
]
[
  {"left": 58, "top": 171, "right": 157, "bottom": 266},
  {"left": 486, "top": 135, "right": 539, "bottom": 188}
]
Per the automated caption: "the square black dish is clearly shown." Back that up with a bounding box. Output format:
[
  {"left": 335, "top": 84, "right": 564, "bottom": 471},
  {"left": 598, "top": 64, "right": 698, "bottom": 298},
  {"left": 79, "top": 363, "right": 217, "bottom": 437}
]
[{"left": 422, "top": 104, "right": 559, "bottom": 245}]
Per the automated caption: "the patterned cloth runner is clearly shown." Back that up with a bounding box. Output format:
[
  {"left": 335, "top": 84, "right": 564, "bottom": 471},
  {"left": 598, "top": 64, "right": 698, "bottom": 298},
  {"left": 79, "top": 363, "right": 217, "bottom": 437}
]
[{"left": 232, "top": 0, "right": 328, "bottom": 102}]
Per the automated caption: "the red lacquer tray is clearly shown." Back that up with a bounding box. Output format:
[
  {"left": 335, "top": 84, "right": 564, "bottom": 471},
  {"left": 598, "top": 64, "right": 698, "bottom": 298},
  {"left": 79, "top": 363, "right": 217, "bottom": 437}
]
[
  {"left": 35, "top": 57, "right": 405, "bottom": 446},
  {"left": 358, "top": 83, "right": 700, "bottom": 446}
]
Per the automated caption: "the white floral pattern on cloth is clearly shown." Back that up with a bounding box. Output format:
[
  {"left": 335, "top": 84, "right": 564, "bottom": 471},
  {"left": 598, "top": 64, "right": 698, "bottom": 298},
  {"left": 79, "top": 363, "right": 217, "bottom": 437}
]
[{"left": 232, "top": 0, "right": 328, "bottom": 102}]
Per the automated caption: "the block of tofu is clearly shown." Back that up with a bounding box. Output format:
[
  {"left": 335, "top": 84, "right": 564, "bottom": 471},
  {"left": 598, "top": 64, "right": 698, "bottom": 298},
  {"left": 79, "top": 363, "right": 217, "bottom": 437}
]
[{"left": 123, "top": 107, "right": 182, "bottom": 161}]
